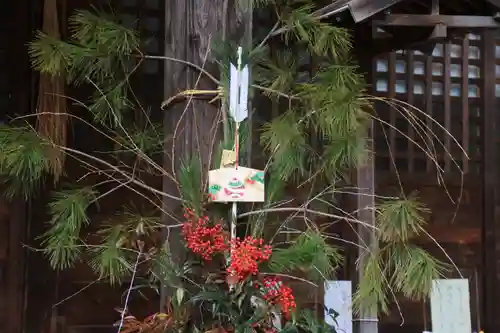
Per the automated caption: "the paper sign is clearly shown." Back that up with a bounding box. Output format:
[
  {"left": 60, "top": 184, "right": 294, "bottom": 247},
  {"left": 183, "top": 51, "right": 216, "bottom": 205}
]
[
  {"left": 229, "top": 63, "right": 249, "bottom": 122},
  {"left": 430, "top": 279, "right": 471, "bottom": 333},
  {"left": 220, "top": 149, "right": 237, "bottom": 168},
  {"left": 324, "top": 281, "right": 353, "bottom": 333},
  {"left": 208, "top": 167, "right": 264, "bottom": 202}
]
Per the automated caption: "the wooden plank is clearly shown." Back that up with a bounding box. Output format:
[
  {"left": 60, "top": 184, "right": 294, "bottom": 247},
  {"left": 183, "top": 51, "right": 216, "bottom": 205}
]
[
  {"left": 425, "top": 48, "right": 434, "bottom": 173},
  {"left": 356, "top": 122, "right": 377, "bottom": 333},
  {"left": 462, "top": 35, "right": 470, "bottom": 173},
  {"left": 354, "top": 41, "right": 377, "bottom": 333},
  {"left": 415, "top": 225, "right": 480, "bottom": 244},
  {"left": 407, "top": 50, "right": 415, "bottom": 173},
  {"left": 373, "top": 15, "right": 500, "bottom": 28},
  {"left": 480, "top": 29, "right": 497, "bottom": 333},
  {"left": 161, "top": 0, "right": 242, "bottom": 310},
  {"left": 376, "top": 171, "right": 482, "bottom": 187},
  {"left": 388, "top": 52, "right": 396, "bottom": 173},
  {"left": 7, "top": 201, "right": 26, "bottom": 333},
  {"left": 348, "top": 0, "right": 405, "bottom": 23},
  {"left": 444, "top": 41, "right": 451, "bottom": 172}
]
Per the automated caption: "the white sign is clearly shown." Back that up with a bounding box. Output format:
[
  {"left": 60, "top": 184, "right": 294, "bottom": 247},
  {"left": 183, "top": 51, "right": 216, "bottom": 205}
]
[
  {"left": 229, "top": 46, "right": 249, "bottom": 123},
  {"left": 324, "top": 281, "right": 353, "bottom": 333},
  {"left": 430, "top": 279, "right": 471, "bottom": 333}
]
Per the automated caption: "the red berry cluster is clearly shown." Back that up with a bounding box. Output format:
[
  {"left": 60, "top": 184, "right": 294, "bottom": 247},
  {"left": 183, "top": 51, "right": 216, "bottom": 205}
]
[
  {"left": 181, "top": 208, "right": 228, "bottom": 260},
  {"left": 227, "top": 237, "right": 272, "bottom": 280},
  {"left": 262, "top": 277, "right": 296, "bottom": 315}
]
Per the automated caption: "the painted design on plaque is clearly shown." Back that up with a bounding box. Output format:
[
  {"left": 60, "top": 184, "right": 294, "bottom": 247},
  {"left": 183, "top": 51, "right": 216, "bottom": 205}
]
[{"left": 208, "top": 167, "right": 265, "bottom": 202}]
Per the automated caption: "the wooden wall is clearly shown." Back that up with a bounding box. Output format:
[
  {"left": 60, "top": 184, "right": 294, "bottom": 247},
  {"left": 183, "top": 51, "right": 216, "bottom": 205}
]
[
  {"left": 371, "top": 30, "right": 498, "bottom": 333},
  {"left": 6, "top": 1, "right": 500, "bottom": 332},
  {"left": 21, "top": 1, "right": 167, "bottom": 333},
  {"left": 1, "top": 0, "right": 37, "bottom": 333}
]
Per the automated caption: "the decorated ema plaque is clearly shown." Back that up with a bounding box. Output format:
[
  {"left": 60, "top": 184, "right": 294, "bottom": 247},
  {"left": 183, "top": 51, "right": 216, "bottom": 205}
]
[{"left": 208, "top": 166, "right": 264, "bottom": 202}]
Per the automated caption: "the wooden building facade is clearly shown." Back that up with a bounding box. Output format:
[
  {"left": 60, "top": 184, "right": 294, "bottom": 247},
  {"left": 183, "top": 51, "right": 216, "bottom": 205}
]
[{"left": 2, "top": 0, "right": 500, "bottom": 333}]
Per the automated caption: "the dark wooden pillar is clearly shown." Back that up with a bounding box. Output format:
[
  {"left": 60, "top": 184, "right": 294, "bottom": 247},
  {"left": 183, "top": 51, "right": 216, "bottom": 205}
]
[
  {"left": 4, "top": 0, "right": 33, "bottom": 332},
  {"left": 481, "top": 28, "right": 497, "bottom": 333},
  {"left": 354, "top": 25, "right": 378, "bottom": 333},
  {"left": 161, "top": 0, "right": 242, "bottom": 307},
  {"left": 355, "top": 128, "right": 378, "bottom": 333}
]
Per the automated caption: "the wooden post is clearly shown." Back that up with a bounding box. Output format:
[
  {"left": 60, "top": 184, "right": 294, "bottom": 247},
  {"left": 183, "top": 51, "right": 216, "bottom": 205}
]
[
  {"left": 481, "top": 28, "right": 497, "bottom": 333},
  {"left": 353, "top": 24, "right": 378, "bottom": 333},
  {"left": 161, "top": 0, "right": 244, "bottom": 308},
  {"left": 355, "top": 122, "right": 378, "bottom": 333}
]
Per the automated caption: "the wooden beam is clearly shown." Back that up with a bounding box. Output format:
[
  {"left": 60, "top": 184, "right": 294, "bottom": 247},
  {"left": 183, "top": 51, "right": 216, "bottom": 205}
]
[
  {"left": 481, "top": 29, "right": 498, "bottom": 333},
  {"left": 373, "top": 14, "right": 500, "bottom": 28},
  {"left": 355, "top": 123, "right": 377, "bottom": 333},
  {"left": 485, "top": 0, "right": 500, "bottom": 9},
  {"left": 353, "top": 35, "right": 377, "bottom": 332},
  {"left": 348, "top": 0, "right": 404, "bottom": 23},
  {"left": 364, "top": 29, "right": 440, "bottom": 56}
]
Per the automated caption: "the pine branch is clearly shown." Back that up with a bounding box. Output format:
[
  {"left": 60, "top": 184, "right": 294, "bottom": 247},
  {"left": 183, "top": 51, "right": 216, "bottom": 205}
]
[
  {"left": 0, "top": 125, "right": 51, "bottom": 199},
  {"left": 268, "top": 230, "right": 342, "bottom": 281},
  {"left": 40, "top": 187, "right": 97, "bottom": 269}
]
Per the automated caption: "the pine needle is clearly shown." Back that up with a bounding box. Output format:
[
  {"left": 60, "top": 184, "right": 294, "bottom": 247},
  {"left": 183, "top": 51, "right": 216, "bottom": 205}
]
[
  {"left": 40, "top": 187, "right": 97, "bottom": 269},
  {"left": 268, "top": 229, "right": 342, "bottom": 281}
]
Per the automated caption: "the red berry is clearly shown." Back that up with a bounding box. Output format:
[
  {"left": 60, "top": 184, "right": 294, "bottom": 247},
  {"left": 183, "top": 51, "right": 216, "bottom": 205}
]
[
  {"left": 226, "top": 236, "right": 272, "bottom": 280},
  {"left": 261, "top": 277, "right": 296, "bottom": 315},
  {"left": 181, "top": 209, "right": 229, "bottom": 260}
]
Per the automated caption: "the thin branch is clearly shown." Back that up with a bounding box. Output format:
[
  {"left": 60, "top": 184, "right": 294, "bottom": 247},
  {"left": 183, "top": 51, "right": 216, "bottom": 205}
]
[
  {"left": 238, "top": 207, "right": 379, "bottom": 230},
  {"left": 141, "top": 54, "right": 220, "bottom": 85}
]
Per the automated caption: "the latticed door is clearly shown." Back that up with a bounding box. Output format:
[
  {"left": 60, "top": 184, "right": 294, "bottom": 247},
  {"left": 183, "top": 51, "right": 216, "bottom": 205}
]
[{"left": 372, "top": 31, "right": 496, "bottom": 333}]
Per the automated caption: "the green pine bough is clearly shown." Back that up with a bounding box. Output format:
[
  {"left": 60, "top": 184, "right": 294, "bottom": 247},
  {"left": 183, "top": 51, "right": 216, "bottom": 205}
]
[{"left": 0, "top": 1, "right": 458, "bottom": 330}]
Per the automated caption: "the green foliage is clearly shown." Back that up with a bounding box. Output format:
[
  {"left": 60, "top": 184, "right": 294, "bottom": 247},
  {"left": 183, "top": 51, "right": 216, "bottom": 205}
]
[
  {"left": 90, "top": 224, "right": 131, "bottom": 284},
  {"left": 376, "top": 196, "right": 428, "bottom": 242},
  {"left": 0, "top": 125, "right": 51, "bottom": 199},
  {"left": 40, "top": 187, "right": 97, "bottom": 269},
  {"left": 6, "top": 1, "right": 452, "bottom": 328},
  {"left": 353, "top": 251, "right": 388, "bottom": 314},
  {"left": 353, "top": 197, "right": 445, "bottom": 312},
  {"left": 90, "top": 211, "right": 161, "bottom": 284},
  {"left": 178, "top": 156, "right": 203, "bottom": 211},
  {"left": 29, "top": 9, "right": 140, "bottom": 128},
  {"left": 388, "top": 244, "right": 445, "bottom": 299},
  {"left": 114, "top": 123, "right": 163, "bottom": 156},
  {"left": 269, "top": 230, "right": 342, "bottom": 281}
]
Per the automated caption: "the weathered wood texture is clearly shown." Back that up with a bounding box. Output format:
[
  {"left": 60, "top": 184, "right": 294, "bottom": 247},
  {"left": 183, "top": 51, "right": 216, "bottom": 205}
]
[
  {"left": 372, "top": 29, "right": 498, "bottom": 333},
  {"left": 22, "top": 1, "right": 167, "bottom": 332},
  {"left": 481, "top": 29, "right": 497, "bottom": 333},
  {"left": 376, "top": 183, "right": 483, "bottom": 333},
  {"left": 161, "top": 0, "right": 245, "bottom": 306},
  {"left": 1, "top": 1, "right": 35, "bottom": 333}
]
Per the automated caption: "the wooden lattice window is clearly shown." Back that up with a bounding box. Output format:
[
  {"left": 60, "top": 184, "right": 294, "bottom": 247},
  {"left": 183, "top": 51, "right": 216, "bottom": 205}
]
[
  {"left": 373, "top": 33, "right": 483, "bottom": 175},
  {"left": 494, "top": 35, "right": 500, "bottom": 149}
]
